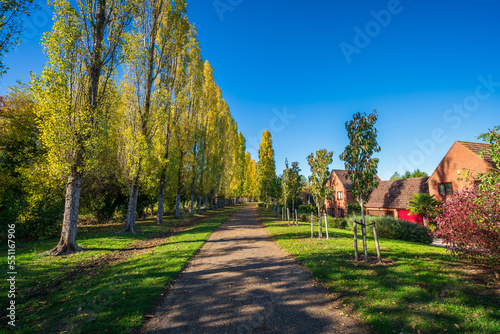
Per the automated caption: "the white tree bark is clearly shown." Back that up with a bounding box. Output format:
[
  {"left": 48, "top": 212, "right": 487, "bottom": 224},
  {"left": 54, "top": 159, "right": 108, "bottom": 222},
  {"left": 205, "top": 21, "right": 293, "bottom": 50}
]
[
  {"left": 51, "top": 171, "right": 84, "bottom": 255},
  {"left": 324, "top": 214, "right": 329, "bottom": 239},
  {"left": 122, "top": 179, "right": 139, "bottom": 233},
  {"left": 174, "top": 191, "right": 181, "bottom": 219},
  {"left": 361, "top": 202, "right": 368, "bottom": 259},
  {"left": 310, "top": 213, "right": 314, "bottom": 238},
  {"left": 190, "top": 192, "right": 194, "bottom": 216},
  {"left": 156, "top": 177, "right": 165, "bottom": 224},
  {"left": 353, "top": 220, "right": 359, "bottom": 261}
]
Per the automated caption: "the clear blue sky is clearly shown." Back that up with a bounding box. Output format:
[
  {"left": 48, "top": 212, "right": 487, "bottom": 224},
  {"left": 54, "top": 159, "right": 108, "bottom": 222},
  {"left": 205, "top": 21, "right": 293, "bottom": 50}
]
[{"left": 2, "top": 0, "right": 500, "bottom": 180}]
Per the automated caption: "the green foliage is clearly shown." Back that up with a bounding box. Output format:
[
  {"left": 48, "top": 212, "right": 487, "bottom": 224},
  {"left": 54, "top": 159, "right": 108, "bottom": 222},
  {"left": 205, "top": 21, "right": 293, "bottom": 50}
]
[
  {"left": 390, "top": 169, "right": 429, "bottom": 180},
  {"left": 7, "top": 207, "right": 238, "bottom": 332},
  {"left": 281, "top": 159, "right": 302, "bottom": 208},
  {"left": 346, "top": 202, "right": 361, "bottom": 216},
  {"left": 326, "top": 216, "right": 348, "bottom": 229},
  {"left": 258, "top": 208, "right": 500, "bottom": 334},
  {"left": 339, "top": 110, "right": 381, "bottom": 205},
  {"left": 0, "top": 85, "right": 66, "bottom": 242},
  {"left": 298, "top": 203, "right": 315, "bottom": 214},
  {"left": 307, "top": 149, "right": 334, "bottom": 215},
  {"left": 257, "top": 130, "right": 277, "bottom": 202},
  {"left": 476, "top": 125, "right": 500, "bottom": 189},
  {"left": 408, "top": 193, "right": 439, "bottom": 218},
  {"left": 344, "top": 215, "right": 433, "bottom": 244},
  {"left": 0, "top": 0, "right": 38, "bottom": 76}
]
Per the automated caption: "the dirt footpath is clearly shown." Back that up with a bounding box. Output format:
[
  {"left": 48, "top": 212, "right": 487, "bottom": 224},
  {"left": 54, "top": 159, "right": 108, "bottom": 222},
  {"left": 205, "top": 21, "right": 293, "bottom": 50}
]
[{"left": 141, "top": 205, "right": 370, "bottom": 334}]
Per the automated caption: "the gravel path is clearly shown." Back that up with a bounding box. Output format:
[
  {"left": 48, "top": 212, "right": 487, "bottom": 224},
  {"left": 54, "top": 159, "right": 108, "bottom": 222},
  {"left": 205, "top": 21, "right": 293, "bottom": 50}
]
[{"left": 141, "top": 205, "right": 370, "bottom": 334}]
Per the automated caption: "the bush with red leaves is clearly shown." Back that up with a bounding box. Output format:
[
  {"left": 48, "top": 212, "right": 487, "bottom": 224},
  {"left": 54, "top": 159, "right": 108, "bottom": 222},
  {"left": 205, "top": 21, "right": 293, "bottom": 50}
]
[{"left": 433, "top": 185, "right": 500, "bottom": 266}]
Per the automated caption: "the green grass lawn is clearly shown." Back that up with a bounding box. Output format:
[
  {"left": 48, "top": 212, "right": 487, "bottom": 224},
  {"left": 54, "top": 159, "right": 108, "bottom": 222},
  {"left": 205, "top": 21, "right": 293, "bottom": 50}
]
[
  {"left": 258, "top": 208, "right": 500, "bottom": 334},
  {"left": 1, "top": 206, "right": 241, "bottom": 333}
]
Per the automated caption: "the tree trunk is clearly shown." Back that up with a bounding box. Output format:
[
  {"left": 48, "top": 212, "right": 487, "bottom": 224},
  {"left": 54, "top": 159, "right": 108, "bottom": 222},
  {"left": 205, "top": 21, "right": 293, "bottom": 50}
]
[
  {"left": 361, "top": 202, "right": 368, "bottom": 259},
  {"left": 311, "top": 212, "right": 314, "bottom": 238},
  {"left": 353, "top": 220, "right": 359, "bottom": 261},
  {"left": 156, "top": 171, "right": 166, "bottom": 224},
  {"left": 287, "top": 207, "right": 290, "bottom": 225},
  {"left": 51, "top": 171, "right": 84, "bottom": 255},
  {"left": 121, "top": 178, "right": 139, "bottom": 233},
  {"left": 198, "top": 195, "right": 202, "bottom": 214},
  {"left": 205, "top": 195, "right": 208, "bottom": 212},
  {"left": 295, "top": 209, "right": 298, "bottom": 226},
  {"left": 373, "top": 220, "right": 382, "bottom": 262},
  {"left": 174, "top": 191, "right": 181, "bottom": 219},
  {"left": 317, "top": 208, "right": 322, "bottom": 238},
  {"left": 324, "top": 214, "right": 329, "bottom": 239},
  {"left": 190, "top": 192, "right": 194, "bottom": 216},
  {"left": 210, "top": 196, "right": 213, "bottom": 210}
]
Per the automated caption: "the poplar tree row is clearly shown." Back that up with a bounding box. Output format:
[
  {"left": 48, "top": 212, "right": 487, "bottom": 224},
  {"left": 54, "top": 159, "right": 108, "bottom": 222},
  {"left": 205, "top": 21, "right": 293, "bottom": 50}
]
[{"left": 0, "top": 0, "right": 258, "bottom": 254}]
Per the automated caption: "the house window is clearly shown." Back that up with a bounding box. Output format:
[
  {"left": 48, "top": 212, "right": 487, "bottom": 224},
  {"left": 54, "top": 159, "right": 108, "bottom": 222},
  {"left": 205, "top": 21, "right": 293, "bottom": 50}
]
[
  {"left": 337, "top": 191, "right": 343, "bottom": 200},
  {"left": 338, "top": 208, "right": 345, "bottom": 218},
  {"left": 438, "top": 182, "right": 453, "bottom": 196},
  {"left": 328, "top": 208, "right": 335, "bottom": 217}
]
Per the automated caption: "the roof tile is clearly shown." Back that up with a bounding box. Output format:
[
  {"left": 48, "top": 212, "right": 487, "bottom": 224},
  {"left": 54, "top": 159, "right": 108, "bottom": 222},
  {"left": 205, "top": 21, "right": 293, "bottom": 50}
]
[{"left": 365, "top": 177, "right": 429, "bottom": 209}]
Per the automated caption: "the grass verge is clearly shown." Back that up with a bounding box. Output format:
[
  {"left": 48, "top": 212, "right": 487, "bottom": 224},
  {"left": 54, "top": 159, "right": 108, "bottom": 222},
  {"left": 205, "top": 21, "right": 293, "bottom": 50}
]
[
  {"left": 1, "top": 206, "right": 241, "bottom": 333},
  {"left": 258, "top": 207, "right": 500, "bottom": 334}
]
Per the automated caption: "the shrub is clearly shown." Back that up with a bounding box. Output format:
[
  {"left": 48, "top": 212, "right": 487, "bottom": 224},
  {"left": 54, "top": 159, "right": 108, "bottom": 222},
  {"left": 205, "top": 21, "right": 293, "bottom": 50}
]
[
  {"left": 344, "top": 215, "right": 433, "bottom": 244},
  {"left": 298, "top": 203, "right": 316, "bottom": 214},
  {"left": 257, "top": 202, "right": 266, "bottom": 208},
  {"left": 347, "top": 202, "right": 361, "bottom": 216},
  {"left": 432, "top": 186, "right": 500, "bottom": 266},
  {"left": 326, "top": 216, "right": 347, "bottom": 229}
]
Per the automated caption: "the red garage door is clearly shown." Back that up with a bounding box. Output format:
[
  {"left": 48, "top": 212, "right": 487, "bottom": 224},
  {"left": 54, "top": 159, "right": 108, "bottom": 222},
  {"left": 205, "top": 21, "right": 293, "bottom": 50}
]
[{"left": 398, "top": 210, "right": 423, "bottom": 224}]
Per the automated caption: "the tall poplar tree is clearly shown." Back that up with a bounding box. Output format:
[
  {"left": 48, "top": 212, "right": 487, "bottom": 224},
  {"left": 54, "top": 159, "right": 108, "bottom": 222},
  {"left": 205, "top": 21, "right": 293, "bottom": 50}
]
[
  {"left": 257, "top": 130, "right": 276, "bottom": 203},
  {"left": 154, "top": 7, "right": 189, "bottom": 224},
  {"left": 32, "top": 0, "right": 131, "bottom": 254},
  {"left": 119, "top": 0, "right": 187, "bottom": 231},
  {"left": 340, "top": 110, "right": 382, "bottom": 262}
]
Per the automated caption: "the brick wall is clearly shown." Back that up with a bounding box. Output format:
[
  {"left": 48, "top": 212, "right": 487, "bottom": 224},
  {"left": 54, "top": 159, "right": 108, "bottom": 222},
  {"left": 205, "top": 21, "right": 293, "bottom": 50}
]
[
  {"left": 428, "top": 141, "right": 491, "bottom": 202},
  {"left": 324, "top": 173, "right": 356, "bottom": 216}
]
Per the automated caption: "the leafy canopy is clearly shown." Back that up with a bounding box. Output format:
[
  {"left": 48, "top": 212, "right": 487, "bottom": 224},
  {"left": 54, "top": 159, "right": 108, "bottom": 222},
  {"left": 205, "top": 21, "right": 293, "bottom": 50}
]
[
  {"left": 307, "top": 149, "right": 333, "bottom": 214},
  {"left": 257, "top": 130, "right": 276, "bottom": 202},
  {"left": 0, "top": 0, "right": 38, "bottom": 76},
  {"left": 476, "top": 125, "right": 500, "bottom": 190},
  {"left": 390, "top": 169, "right": 428, "bottom": 180},
  {"left": 339, "top": 110, "right": 381, "bottom": 204}
]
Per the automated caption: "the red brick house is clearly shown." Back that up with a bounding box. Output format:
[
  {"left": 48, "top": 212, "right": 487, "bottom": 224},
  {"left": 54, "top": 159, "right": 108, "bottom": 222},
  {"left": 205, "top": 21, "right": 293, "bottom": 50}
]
[
  {"left": 324, "top": 170, "right": 380, "bottom": 218},
  {"left": 428, "top": 141, "right": 493, "bottom": 202},
  {"left": 365, "top": 177, "right": 429, "bottom": 223}
]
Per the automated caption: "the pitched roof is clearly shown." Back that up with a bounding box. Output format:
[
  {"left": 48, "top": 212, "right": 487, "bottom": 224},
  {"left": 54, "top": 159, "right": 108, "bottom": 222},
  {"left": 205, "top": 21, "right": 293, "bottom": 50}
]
[
  {"left": 331, "top": 170, "right": 353, "bottom": 190},
  {"left": 458, "top": 141, "right": 494, "bottom": 166},
  {"left": 327, "top": 170, "right": 381, "bottom": 191},
  {"left": 365, "top": 177, "right": 429, "bottom": 210}
]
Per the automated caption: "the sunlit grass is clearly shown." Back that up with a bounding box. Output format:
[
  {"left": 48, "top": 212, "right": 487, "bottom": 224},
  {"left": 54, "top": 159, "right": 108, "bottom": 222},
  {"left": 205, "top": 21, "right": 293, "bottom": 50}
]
[
  {"left": 1, "top": 206, "right": 241, "bottom": 333},
  {"left": 259, "top": 207, "right": 500, "bottom": 334}
]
